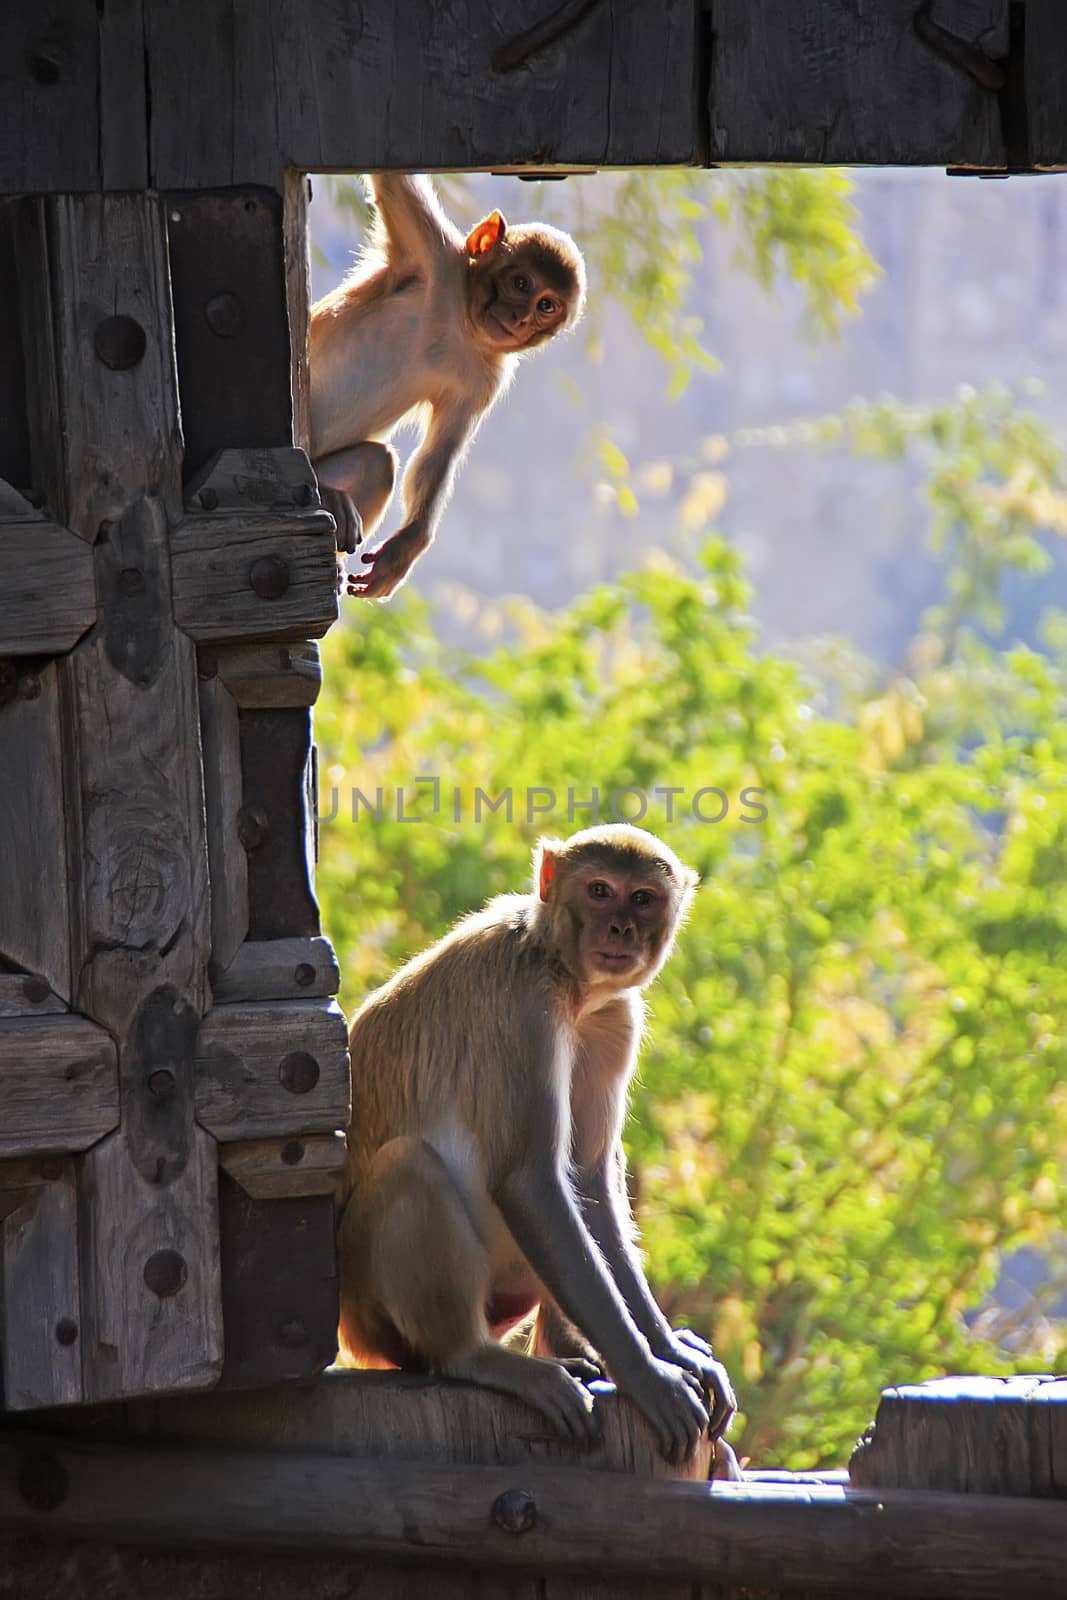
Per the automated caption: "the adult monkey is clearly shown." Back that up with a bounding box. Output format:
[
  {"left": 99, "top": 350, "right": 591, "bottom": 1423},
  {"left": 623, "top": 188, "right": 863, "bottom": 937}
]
[
  {"left": 310, "top": 174, "right": 586, "bottom": 601},
  {"left": 337, "top": 825, "right": 736, "bottom": 1464}
]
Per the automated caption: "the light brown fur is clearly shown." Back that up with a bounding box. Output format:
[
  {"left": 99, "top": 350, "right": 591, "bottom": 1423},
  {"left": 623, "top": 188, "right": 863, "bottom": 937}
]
[
  {"left": 337, "top": 825, "right": 735, "bottom": 1462},
  {"left": 311, "top": 173, "right": 586, "bottom": 600}
]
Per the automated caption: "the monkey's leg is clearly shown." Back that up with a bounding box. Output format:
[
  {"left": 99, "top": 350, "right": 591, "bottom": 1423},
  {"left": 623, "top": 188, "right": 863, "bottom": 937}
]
[
  {"left": 530, "top": 1296, "right": 603, "bottom": 1378},
  {"left": 342, "top": 1137, "right": 599, "bottom": 1443},
  {"left": 316, "top": 441, "right": 398, "bottom": 550}
]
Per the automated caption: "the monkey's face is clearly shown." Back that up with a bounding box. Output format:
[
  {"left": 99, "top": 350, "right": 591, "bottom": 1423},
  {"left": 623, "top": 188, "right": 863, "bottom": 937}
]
[
  {"left": 561, "top": 866, "right": 682, "bottom": 991},
  {"left": 471, "top": 257, "right": 568, "bottom": 353}
]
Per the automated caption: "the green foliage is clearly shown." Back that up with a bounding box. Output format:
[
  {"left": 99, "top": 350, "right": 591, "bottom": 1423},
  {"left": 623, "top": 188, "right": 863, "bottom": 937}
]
[
  {"left": 716, "top": 169, "right": 880, "bottom": 338},
  {"left": 318, "top": 390, "right": 1067, "bottom": 1469}
]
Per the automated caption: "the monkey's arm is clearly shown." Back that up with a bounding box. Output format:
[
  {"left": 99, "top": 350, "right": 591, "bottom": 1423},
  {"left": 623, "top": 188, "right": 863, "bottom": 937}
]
[
  {"left": 495, "top": 1155, "right": 709, "bottom": 1464},
  {"left": 348, "top": 400, "right": 479, "bottom": 601},
  {"left": 578, "top": 1151, "right": 736, "bottom": 1438},
  {"left": 367, "top": 173, "right": 460, "bottom": 265}
]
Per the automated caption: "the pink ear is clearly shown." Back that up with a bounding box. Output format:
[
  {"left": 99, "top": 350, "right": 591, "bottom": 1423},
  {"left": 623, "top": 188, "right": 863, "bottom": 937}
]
[
  {"left": 539, "top": 851, "right": 557, "bottom": 901},
  {"left": 466, "top": 210, "right": 507, "bottom": 257}
]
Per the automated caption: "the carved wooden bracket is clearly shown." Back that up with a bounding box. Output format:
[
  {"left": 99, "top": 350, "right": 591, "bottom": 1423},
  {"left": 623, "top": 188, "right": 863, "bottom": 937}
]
[{"left": 172, "top": 447, "right": 337, "bottom": 644}]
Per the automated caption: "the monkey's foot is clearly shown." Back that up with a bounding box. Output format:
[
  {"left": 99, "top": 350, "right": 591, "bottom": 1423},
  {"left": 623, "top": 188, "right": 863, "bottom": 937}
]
[
  {"left": 445, "top": 1344, "right": 601, "bottom": 1446},
  {"left": 557, "top": 1356, "right": 603, "bottom": 1382},
  {"left": 321, "top": 485, "right": 363, "bottom": 553}
]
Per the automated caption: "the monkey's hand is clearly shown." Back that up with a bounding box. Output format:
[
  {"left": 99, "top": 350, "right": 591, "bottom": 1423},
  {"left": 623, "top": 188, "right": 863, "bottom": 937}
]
[
  {"left": 622, "top": 1355, "right": 710, "bottom": 1467},
  {"left": 320, "top": 485, "right": 363, "bottom": 554},
  {"left": 652, "top": 1328, "right": 736, "bottom": 1441},
  {"left": 346, "top": 523, "right": 430, "bottom": 601}
]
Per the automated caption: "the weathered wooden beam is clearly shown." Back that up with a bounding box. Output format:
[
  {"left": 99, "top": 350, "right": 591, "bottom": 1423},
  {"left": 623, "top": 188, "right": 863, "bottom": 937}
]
[
  {"left": 73, "top": 1367, "right": 715, "bottom": 1483},
  {"left": 0, "top": 661, "right": 73, "bottom": 1001},
  {"left": 195, "top": 999, "right": 350, "bottom": 1142},
  {"left": 197, "top": 671, "right": 249, "bottom": 975},
  {"left": 709, "top": 0, "right": 1009, "bottom": 168},
  {"left": 0, "top": 488, "right": 97, "bottom": 654},
  {"left": 215, "top": 1174, "right": 339, "bottom": 1389},
  {"left": 1026, "top": 0, "right": 1067, "bottom": 170},
  {"left": 239, "top": 707, "right": 322, "bottom": 941},
  {"left": 0, "top": 202, "right": 30, "bottom": 490},
  {"left": 211, "top": 936, "right": 340, "bottom": 1003},
  {"left": 850, "top": 1374, "right": 1067, "bottom": 1497},
  {"left": 144, "top": 1, "right": 702, "bottom": 187},
  {"left": 16, "top": 193, "right": 222, "bottom": 1405},
  {"left": 0, "top": 11, "right": 102, "bottom": 192},
  {"left": 0, "top": 1157, "right": 82, "bottom": 1409},
  {"left": 165, "top": 192, "right": 300, "bottom": 482},
  {"left": 1, "top": 1432, "right": 1066, "bottom": 1596},
  {"left": 7, "top": 1, "right": 1067, "bottom": 193},
  {"left": 0, "top": 1016, "right": 118, "bottom": 1159}
]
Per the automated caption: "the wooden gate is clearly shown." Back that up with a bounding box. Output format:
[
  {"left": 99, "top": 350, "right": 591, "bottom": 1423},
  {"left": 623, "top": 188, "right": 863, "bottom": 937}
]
[{"left": 0, "top": 184, "right": 347, "bottom": 1410}]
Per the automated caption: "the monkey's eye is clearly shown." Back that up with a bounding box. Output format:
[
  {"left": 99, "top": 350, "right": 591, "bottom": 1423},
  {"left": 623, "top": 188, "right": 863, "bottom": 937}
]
[
  {"left": 631, "top": 890, "right": 655, "bottom": 908},
  {"left": 513, "top": 273, "right": 530, "bottom": 293},
  {"left": 537, "top": 297, "right": 558, "bottom": 316},
  {"left": 588, "top": 880, "right": 612, "bottom": 900}
]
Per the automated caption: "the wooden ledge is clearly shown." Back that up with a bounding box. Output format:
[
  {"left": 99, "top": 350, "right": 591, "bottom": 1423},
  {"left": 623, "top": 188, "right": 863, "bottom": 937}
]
[
  {"left": 13, "top": 1367, "right": 712, "bottom": 1482},
  {"left": 0, "top": 1421, "right": 1066, "bottom": 1596}
]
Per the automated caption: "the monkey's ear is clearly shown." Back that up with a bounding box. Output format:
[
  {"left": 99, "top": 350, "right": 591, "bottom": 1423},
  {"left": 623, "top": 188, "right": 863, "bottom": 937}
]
[
  {"left": 466, "top": 211, "right": 508, "bottom": 257},
  {"left": 538, "top": 849, "right": 558, "bottom": 902}
]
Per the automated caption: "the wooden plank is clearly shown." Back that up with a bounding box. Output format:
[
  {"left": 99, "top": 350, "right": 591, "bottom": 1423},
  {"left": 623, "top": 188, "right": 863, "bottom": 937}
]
[
  {"left": 0, "top": 203, "right": 30, "bottom": 491},
  {"left": 18, "top": 194, "right": 220, "bottom": 1405},
  {"left": 211, "top": 936, "right": 339, "bottom": 1003},
  {"left": 170, "top": 510, "right": 337, "bottom": 644},
  {"left": 68, "top": 499, "right": 210, "bottom": 1030},
  {"left": 197, "top": 673, "right": 248, "bottom": 975},
  {"left": 212, "top": 640, "right": 323, "bottom": 709},
  {"left": 164, "top": 190, "right": 296, "bottom": 485},
  {"left": 106, "top": 1368, "right": 712, "bottom": 1485},
  {"left": 0, "top": 505, "right": 97, "bottom": 654},
  {"left": 285, "top": 170, "right": 312, "bottom": 454},
  {"left": 219, "top": 1132, "right": 345, "bottom": 1198},
  {"left": 0, "top": 6, "right": 101, "bottom": 193},
  {"left": 98, "top": 0, "right": 148, "bottom": 190},
  {"left": 1, "top": 1435, "right": 1067, "bottom": 1596},
  {"left": 849, "top": 1374, "right": 1067, "bottom": 1497},
  {"left": 0, "top": 1157, "right": 81, "bottom": 1409},
  {"left": 709, "top": 0, "right": 1007, "bottom": 167},
  {"left": 215, "top": 1175, "right": 339, "bottom": 1388},
  {"left": 0, "top": 660, "right": 73, "bottom": 1001},
  {"left": 1026, "top": 0, "right": 1067, "bottom": 170},
  {"left": 18, "top": 194, "right": 210, "bottom": 1032},
  {"left": 240, "top": 708, "right": 321, "bottom": 941},
  {"left": 0, "top": 1016, "right": 118, "bottom": 1159},
  {"left": 0, "top": 976, "right": 66, "bottom": 1018},
  {"left": 77, "top": 985, "right": 223, "bottom": 1402},
  {"left": 145, "top": 1, "right": 701, "bottom": 189},
  {"left": 547, "top": 1582, "right": 692, "bottom": 1600},
  {"left": 78, "top": 1129, "right": 222, "bottom": 1401},
  {"left": 194, "top": 999, "right": 350, "bottom": 1141}
]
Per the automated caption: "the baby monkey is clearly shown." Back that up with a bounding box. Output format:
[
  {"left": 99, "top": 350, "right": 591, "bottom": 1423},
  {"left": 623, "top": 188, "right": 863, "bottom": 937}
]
[
  {"left": 310, "top": 174, "right": 586, "bottom": 600},
  {"left": 337, "top": 824, "right": 736, "bottom": 1464}
]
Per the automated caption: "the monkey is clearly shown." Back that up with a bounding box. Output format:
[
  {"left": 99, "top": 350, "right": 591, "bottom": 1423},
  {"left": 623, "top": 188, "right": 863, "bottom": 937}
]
[
  {"left": 310, "top": 173, "right": 586, "bottom": 601},
  {"left": 336, "top": 824, "right": 736, "bottom": 1465}
]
